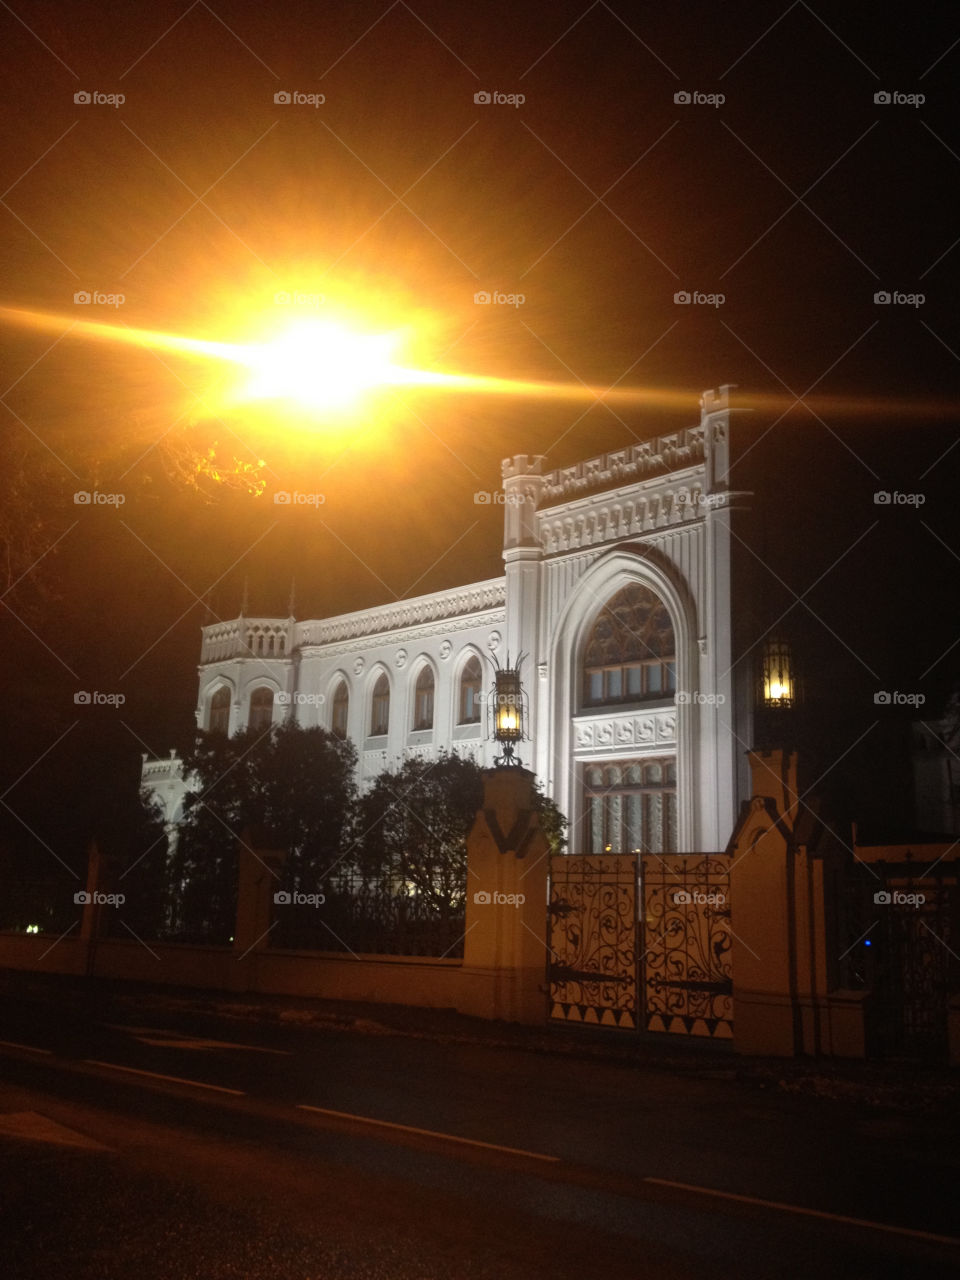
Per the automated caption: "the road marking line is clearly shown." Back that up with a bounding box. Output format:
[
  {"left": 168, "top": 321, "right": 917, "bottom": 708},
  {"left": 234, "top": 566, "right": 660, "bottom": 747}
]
[
  {"left": 297, "top": 1104, "right": 560, "bottom": 1163},
  {"left": 644, "top": 1177, "right": 960, "bottom": 1247},
  {"left": 102, "top": 1024, "right": 292, "bottom": 1055},
  {"left": 83, "top": 1060, "right": 246, "bottom": 1096},
  {"left": 0, "top": 1039, "right": 52, "bottom": 1055}
]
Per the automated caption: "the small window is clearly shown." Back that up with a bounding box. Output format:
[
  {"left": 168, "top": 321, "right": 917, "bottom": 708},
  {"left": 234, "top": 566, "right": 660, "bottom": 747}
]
[
  {"left": 249, "top": 686, "right": 274, "bottom": 732},
  {"left": 332, "top": 681, "right": 349, "bottom": 739},
  {"left": 458, "top": 656, "right": 483, "bottom": 724},
  {"left": 209, "top": 687, "right": 231, "bottom": 734},
  {"left": 413, "top": 667, "right": 434, "bottom": 731},
  {"left": 371, "top": 674, "right": 390, "bottom": 736}
]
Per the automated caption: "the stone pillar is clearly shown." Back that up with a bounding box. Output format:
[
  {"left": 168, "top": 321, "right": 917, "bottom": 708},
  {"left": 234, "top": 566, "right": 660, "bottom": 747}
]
[
  {"left": 459, "top": 767, "right": 550, "bottom": 1024},
  {"left": 729, "top": 748, "right": 851, "bottom": 1057},
  {"left": 233, "top": 827, "right": 285, "bottom": 988}
]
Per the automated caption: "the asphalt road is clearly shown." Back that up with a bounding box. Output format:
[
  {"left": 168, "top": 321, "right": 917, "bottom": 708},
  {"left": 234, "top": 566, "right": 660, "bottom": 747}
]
[{"left": 1, "top": 975, "right": 958, "bottom": 1278}]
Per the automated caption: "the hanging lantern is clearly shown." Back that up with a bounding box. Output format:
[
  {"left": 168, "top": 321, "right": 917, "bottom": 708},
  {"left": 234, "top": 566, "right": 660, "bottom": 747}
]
[{"left": 760, "top": 635, "right": 795, "bottom": 709}]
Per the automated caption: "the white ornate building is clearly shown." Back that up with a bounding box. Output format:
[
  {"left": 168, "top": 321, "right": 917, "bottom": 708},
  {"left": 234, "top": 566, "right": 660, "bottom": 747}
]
[{"left": 143, "top": 384, "right": 755, "bottom": 855}]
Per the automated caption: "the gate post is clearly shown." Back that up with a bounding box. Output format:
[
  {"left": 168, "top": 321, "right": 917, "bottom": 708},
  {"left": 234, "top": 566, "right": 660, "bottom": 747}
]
[
  {"left": 458, "top": 767, "right": 550, "bottom": 1024},
  {"left": 729, "top": 748, "right": 848, "bottom": 1056}
]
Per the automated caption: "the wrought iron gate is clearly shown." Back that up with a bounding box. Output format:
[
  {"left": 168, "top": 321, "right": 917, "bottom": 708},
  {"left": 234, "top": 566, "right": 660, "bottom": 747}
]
[
  {"left": 547, "top": 856, "right": 639, "bottom": 1028},
  {"left": 547, "top": 852, "right": 733, "bottom": 1037},
  {"left": 842, "top": 862, "right": 960, "bottom": 1060},
  {"left": 640, "top": 854, "right": 733, "bottom": 1037}
]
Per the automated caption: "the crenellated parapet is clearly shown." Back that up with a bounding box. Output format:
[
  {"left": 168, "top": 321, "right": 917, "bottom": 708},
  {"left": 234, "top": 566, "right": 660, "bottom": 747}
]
[
  {"left": 201, "top": 617, "right": 294, "bottom": 664},
  {"left": 538, "top": 427, "right": 707, "bottom": 507}
]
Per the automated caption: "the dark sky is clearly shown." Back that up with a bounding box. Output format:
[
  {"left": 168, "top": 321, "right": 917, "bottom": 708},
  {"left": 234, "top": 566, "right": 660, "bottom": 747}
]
[{"left": 0, "top": 0, "right": 958, "bottom": 847}]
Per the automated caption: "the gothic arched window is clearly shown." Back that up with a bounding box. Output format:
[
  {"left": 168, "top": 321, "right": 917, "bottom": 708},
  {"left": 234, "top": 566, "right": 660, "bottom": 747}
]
[
  {"left": 458, "top": 656, "right": 482, "bottom": 724},
  {"left": 249, "top": 686, "right": 274, "bottom": 732},
  {"left": 583, "top": 584, "right": 676, "bottom": 707},
  {"left": 332, "top": 681, "right": 349, "bottom": 739},
  {"left": 370, "top": 673, "right": 390, "bottom": 736},
  {"left": 209, "top": 686, "right": 231, "bottom": 735},
  {"left": 413, "top": 667, "right": 434, "bottom": 731}
]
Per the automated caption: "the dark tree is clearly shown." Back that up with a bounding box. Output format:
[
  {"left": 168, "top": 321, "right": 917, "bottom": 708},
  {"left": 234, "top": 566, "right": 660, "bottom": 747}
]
[{"left": 170, "top": 721, "right": 356, "bottom": 942}]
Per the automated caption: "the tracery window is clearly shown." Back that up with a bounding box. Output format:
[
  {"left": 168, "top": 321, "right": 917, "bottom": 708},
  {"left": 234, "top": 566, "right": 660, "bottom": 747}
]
[{"left": 583, "top": 584, "right": 676, "bottom": 707}]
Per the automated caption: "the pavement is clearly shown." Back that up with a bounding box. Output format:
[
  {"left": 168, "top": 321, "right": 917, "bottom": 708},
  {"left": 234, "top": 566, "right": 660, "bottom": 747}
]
[{"left": 4, "top": 967, "right": 956, "bottom": 1115}]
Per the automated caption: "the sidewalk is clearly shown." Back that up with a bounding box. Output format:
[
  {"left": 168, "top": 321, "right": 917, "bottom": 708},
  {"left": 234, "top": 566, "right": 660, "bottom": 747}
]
[{"left": 3, "top": 967, "right": 957, "bottom": 1115}]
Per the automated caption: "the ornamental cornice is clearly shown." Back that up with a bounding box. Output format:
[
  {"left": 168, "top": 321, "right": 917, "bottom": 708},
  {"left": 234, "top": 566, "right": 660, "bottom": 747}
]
[
  {"left": 297, "top": 609, "right": 506, "bottom": 661},
  {"left": 296, "top": 579, "right": 505, "bottom": 647}
]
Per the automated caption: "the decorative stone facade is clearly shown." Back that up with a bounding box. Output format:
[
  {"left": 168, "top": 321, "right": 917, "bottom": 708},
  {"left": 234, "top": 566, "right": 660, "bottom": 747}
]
[{"left": 143, "top": 385, "right": 753, "bottom": 854}]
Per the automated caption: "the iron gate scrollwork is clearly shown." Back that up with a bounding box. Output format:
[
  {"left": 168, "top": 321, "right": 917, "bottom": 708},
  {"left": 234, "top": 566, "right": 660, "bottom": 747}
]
[
  {"left": 547, "top": 852, "right": 733, "bottom": 1037},
  {"left": 548, "top": 856, "right": 639, "bottom": 1028},
  {"left": 640, "top": 854, "right": 733, "bottom": 1038}
]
